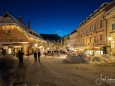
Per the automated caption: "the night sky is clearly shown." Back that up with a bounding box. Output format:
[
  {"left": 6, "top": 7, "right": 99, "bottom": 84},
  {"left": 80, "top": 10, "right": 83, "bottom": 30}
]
[{"left": 0, "top": 0, "right": 113, "bottom": 37}]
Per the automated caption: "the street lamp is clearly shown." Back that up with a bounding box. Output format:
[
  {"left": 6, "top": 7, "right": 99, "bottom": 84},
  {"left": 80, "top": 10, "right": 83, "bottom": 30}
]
[
  {"left": 35, "top": 44, "right": 38, "bottom": 47},
  {"left": 108, "top": 37, "right": 112, "bottom": 41},
  {"left": 108, "top": 36, "right": 112, "bottom": 55}
]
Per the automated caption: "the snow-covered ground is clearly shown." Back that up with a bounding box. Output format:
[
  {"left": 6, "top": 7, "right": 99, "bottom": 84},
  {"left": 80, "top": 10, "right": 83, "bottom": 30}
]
[{"left": 0, "top": 55, "right": 115, "bottom": 86}]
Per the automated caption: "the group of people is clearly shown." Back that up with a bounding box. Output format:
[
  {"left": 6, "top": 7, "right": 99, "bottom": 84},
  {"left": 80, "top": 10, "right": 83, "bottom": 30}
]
[
  {"left": 17, "top": 48, "right": 41, "bottom": 68},
  {"left": 34, "top": 49, "right": 41, "bottom": 62}
]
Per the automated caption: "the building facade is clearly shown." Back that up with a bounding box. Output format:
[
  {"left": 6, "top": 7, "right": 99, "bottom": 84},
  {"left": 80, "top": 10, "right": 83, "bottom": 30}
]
[
  {"left": 69, "top": 1, "right": 115, "bottom": 55},
  {"left": 105, "top": 1, "right": 115, "bottom": 55},
  {"left": 0, "top": 12, "right": 46, "bottom": 56},
  {"left": 69, "top": 30, "right": 77, "bottom": 50},
  {"left": 63, "top": 35, "right": 70, "bottom": 48}
]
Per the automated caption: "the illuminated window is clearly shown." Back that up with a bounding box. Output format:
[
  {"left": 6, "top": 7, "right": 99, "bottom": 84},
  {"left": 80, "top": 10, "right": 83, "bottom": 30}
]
[
  {"left": 111, "top": 41, "right": 115, "bottom": 48},
  {"left": 100, "top": 20, "right": 102, "bottom": 28},
  {"left": 8, "top": 38, "right": 13, "bottom": 42},
  {"left": 6, "top": 30, "right": 11, "bottom": 34},
  {"left": 11, "top": 25, "right": 14, "bottom": 29},
  {"left": 2, "top": 26, "right": 5, "bottom": 29},
  {"left": 19, "top": 38, "right": 24, "bottom": 42},
  {"left": 112, "top": 23, "right": 115, "bottom": 30},
  {"left": 6, "top": 25, "right": 10, "bottom": 29}
]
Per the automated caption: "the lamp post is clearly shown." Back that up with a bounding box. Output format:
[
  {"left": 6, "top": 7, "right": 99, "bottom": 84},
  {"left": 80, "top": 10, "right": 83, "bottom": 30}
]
[{"left": 108, "top": 36, "right": 112, "bottom": 55}]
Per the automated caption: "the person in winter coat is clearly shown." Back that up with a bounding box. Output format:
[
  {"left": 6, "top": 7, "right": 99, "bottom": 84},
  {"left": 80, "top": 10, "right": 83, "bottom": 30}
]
[
  {"left": 37, "top": 49, "right": 41, "bottom": 62},
  {"left": 18, "top": 49, "right": 24, "bottom": 68},
  {"left": 34, "top": 50, "right": 37, "bottom": 62}
]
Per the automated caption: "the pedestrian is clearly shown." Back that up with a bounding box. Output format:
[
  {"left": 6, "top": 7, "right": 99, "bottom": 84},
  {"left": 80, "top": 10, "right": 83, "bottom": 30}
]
[
  {"left": 34, "top": 50, "right": 37, "bottom": 62},
  {"left": 1, "top": 48, "right": 6, "bottom": 56},
  {"left": 37, "top": 49, "right": 41, "bottom": 62},
  {"left": 17, "top": 49, "right": 24, "bottom": 68}
]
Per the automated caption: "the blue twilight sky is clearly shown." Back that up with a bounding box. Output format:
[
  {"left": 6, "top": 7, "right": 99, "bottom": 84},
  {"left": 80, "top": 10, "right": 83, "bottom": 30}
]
[{"left": 0, "top": 0, "right": 113, "bottom": 37}]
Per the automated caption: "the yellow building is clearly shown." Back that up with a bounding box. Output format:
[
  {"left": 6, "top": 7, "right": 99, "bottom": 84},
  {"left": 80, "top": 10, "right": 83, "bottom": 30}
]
[
  {"left": 0, "top": 12, "right": 46, "bottom": 55},
  {"left": 69, "top": 30, "right": 77, "bottom": 50},
  {"left": 105, "top": 1, "right": 115, "bottom": 55},
  {"left": 70, "top": 1, "right": 115, "bottom": 55}
]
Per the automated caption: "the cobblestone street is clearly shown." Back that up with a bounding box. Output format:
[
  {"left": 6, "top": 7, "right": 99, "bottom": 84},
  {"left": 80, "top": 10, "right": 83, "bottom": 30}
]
[{"left": 1, "top": 55, "right": 114, "bottom": 86}]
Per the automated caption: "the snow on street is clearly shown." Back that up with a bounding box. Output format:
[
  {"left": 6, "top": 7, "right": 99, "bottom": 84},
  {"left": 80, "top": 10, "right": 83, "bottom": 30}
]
[{"left": 1, "top": 55, "right": 115, "bottom": 86}]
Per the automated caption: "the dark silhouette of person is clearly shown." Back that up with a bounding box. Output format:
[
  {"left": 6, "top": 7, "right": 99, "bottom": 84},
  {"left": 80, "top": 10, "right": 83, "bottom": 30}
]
[
  {"left": 1, "top": 48, "right": 6, "bottom": 56},
  {"left": 37, "top": 50, "right": 41, "bottom": 62},
  {"left": 18, "top": 49, "right": 24, "bottom": 68},
  {"left": 34, "top": 50, "right": 37, "bottom": 62},
  {"left": 103, "top": 46, "right": 106, "bottom": 54}
]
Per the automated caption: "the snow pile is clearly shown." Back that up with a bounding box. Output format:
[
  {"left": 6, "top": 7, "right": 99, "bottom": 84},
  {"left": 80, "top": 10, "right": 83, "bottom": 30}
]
[
  {"left": 64, "top": 51, "right": 115, "bottom": 64},
  {"left": 64, "top": 52, "right": 89, "bottom": 64}
]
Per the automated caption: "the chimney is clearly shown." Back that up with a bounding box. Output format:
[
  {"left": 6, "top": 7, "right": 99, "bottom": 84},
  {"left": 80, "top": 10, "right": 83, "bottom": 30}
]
[
  {"left": 28, "top": 21, "right": 31, "bottom": 28},
  {"left": 19, "top": 16, "right": 22, "bottom": 23}
]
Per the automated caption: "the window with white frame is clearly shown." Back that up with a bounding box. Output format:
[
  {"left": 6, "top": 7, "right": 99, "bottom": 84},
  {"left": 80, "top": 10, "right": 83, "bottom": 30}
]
[
  {"left": 112, "top": 23, "right": 115, "bottom": 30},
  {"left": 8, "top": 38, "right": 13, "bottom": 42},
  {"left": 6, "top": 30, "right": 11, "bottom": 34},
  {"left": 19, "top": 38, "right": 24, "bottom": 42},
  {"left": 111, "top": 40, "right": 115, "bottom": 48}
]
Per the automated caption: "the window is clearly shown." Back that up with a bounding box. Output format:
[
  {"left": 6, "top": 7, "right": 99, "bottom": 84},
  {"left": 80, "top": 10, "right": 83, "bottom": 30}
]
[
  {"left": 100, "top": 35, "right": 103, "bottom": 42},
  {"left": 100, "top": 20, "right": 102, "bottom": 28},
  {"left": 112, "top": 23, "right": 115, "bottom": 30},
  {"left": 8, "top": 38, "right": 13, "bottom": 42},
  {"left": 94, "top": 36, "right": 96, "bottom": 43},
  {"left": 84, "top": 29, "right": 86, "bottom": 35},
  {"left": 94, "top": 23, "right": 96, "bottom": 31},
  {"left": 90, "top": 37, "right": 91, "bottom": 43},
  {"left": 6, "top": 30, "right": 11, "bottom": 34},
  {"left": 111, "top": 41, "right": 115, "bottom": 48},
  {"left": 19, "top": 38, "right": 24, "bottom": 42}
]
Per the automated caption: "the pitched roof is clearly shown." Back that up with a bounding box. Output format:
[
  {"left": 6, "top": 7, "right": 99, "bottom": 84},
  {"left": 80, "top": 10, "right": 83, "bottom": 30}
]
[{"left": 0, "top": 12, "right": 45, "bottom": 42}]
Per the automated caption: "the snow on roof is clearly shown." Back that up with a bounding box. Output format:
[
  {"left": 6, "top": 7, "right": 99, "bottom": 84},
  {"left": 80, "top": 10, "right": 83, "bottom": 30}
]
[{"left": 0, "top": 12, "right": 45, "bottom": 42}]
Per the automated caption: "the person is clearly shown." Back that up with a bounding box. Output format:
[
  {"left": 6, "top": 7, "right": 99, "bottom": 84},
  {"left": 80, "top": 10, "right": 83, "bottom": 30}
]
[
  {"left": 1, "top": 48, "right": 6, "bottom": 56},
  {"left": 37, "top": 49, "right": 41, "bottom": 62},
  {"left": 102, "top": 46, "right": 106, "bottom": 54},
  {"left": 18, "top": 49, "right": 24, "bottom": 68},
  {"left": 34, "top": 50, "right": 37, "bottom": 62}
]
